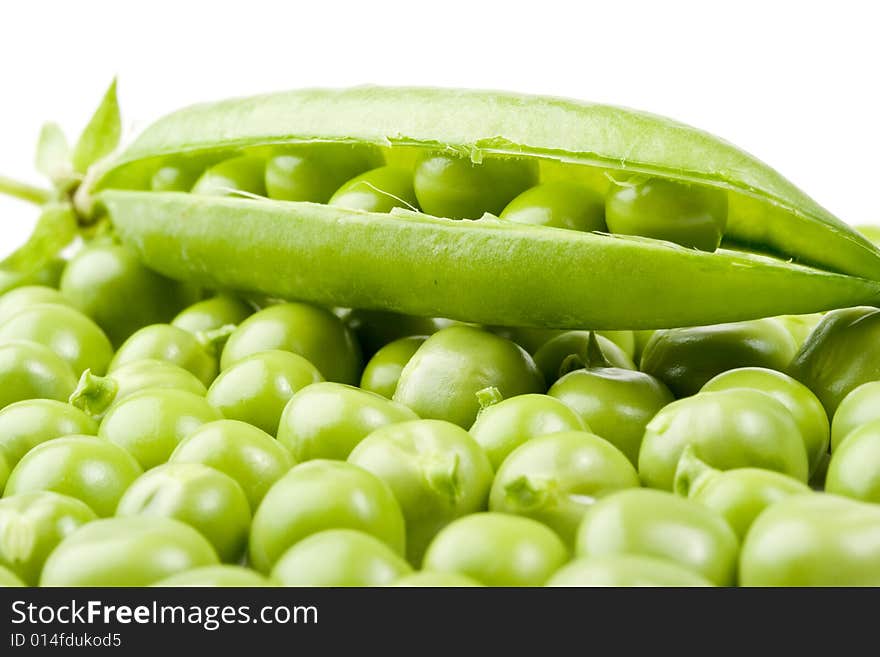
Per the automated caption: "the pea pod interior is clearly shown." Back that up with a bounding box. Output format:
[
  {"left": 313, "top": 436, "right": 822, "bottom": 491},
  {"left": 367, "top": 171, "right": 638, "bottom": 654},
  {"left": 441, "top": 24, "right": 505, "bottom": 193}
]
[{"left": 94, "top": 87, "right": 880, "bottom": 329}]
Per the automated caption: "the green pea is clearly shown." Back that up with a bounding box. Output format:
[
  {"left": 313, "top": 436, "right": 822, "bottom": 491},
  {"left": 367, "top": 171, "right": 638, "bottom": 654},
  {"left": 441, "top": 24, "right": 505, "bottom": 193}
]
[
  {"left": 605, "top": 177, "right": 727, "bottom": 251},
  {"left": 277, "top": 382, "right": 416, "bottom": 461},
  {"left": 207, "top": 350, "right": 324, "bottom": 435},
  {"left": 490, "top": 431, "right": 639, "bottom": 546},
  {"left": 469, "top": 391, "right": 587, "bottom": 470},
  {"left": 221, "top": 302, "right": 362, "bottom": 385},
  {"left": 533, "top": 331, "right": 635, "bottom": 383},
  {"left": 548, "top": 366, "right": 673, "bottom": 466},
  {"left": 422, "top": 512, "right": 568, "bottom": 586},
  {"left": 391, "top": 571, "right": 482, "bottom": 587},
  {"left": 98, "top": 389, "right": 222, "bottom": 470},
  {"left": 393, "top": 326, "right": 545, "bottom": 428},
  {"left": 154, "top": 565, "right": 273, "bottom": 587},
  {"left": 0, "top": 257, "right": 65, "bottom": 296},
  {"left": 674, "top": 447, "right": 811, "bottom": 539},
  {"left": 0, "top": 303, "right": 113, "bottom": 376},
  {"left": 110, "top": 324, "right": 220, "bottom": 387},
  {"left": 5, "top": 435, "right": 143, "bottom": 517},
  {"left": 702, "top": 367, "right": 829, "bottom": 475},
  {"left": 0, "top": 565, "right": 24, "bottom": 587},
  {"left": 500, "top": 181, "right": 606, "bottom": 231},
  {"left": 171, "top": 294, "right": 254, "bottom": 335},
  {"left": 265, "top": 144, "right": 381, "bottom": 202},
  {"left": 249, "top": 460, "right": 405, "bottom": 573},
  {"left": 69, "top": 359, "right": 207, "bottom": 421},
  {"left": 0, "top": 341, "right": 78, "bottom": 410},
  {"left": 328, "top": 166, "right": 418, "bottom": 213},
  {"left": 345, "top": 309, "right": 442, "bottom": 357},
  {"left": 150, "top": 164, "right": 201, "bottom": 192},
  {"left": 117, "top": 463, "right": 251, "bottom": 563},
  {"left": 740, "top": 493, "right": 880, "bottom": 586},
  {"left": 0, "top": 491, "right": 97, "bottom": 585},
  {"left": 0, "top": 399, "right": 97, "bottom": 468},
  {"left": 826, "top": 420, "right": 880, "bottom": 503},
  {"left": 60, "top": 242, "right": 200, "bottom": 348},
  {"left": 272, "top": 529, "right": 412, "bottom": 587},
  {"left": 360, "top": 336, "right": 427, "bottom": 399},
  {"left": 598, "top": 330, "right": 637, "bottom": 359},
  {"left": 775, "top": 313, "right": 823, "bottom": 348},
  {"left": 547, "top": 555, "right": 714, "bottom": 587},
  {"left": 0, "top": 285, "right": 74, "bottom": 324},
  {"left": 348, "top": 419, "right": 493, "bottom": 564},
  {"left": 576, "top": 488, "right": 738, "bottom": 586},
  {"left": 830, "top": 381, "right": 880, "bottom": 451},
  {"left": 413, "top": 153, "right": 539, "bottom": 219},
  {"left": 192, "top": 155, "right": 267, "bottom": 197},
  {"left": 639, "top": 389, "right": 809, "bottom": 490},
  {"left": 40, "top": 516, "right": 218, "bottom": 586},
  {"left": 640, "top": 319, "right": 797, "bottom": 397},
  {"left": 788, "top": 306, "right": 880, "bottom": 416},
  {"left": 170, "top": 419, "right": 293, "bottom": 510},
  {"left": 632, "top": 329, "right": 655, "bottom": 362}
]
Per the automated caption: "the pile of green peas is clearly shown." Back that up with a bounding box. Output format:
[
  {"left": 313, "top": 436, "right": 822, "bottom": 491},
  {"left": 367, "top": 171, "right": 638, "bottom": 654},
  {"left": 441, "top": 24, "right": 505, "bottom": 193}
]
[{"left": 3, "top": 170, "right": 880, "bottom": 587}]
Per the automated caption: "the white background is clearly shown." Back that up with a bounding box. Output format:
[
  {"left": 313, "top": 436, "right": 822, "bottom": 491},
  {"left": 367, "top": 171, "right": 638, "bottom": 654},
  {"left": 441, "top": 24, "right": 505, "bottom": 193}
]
[{"left": 1, "top": 0, "right": 878, "bottom": 257}]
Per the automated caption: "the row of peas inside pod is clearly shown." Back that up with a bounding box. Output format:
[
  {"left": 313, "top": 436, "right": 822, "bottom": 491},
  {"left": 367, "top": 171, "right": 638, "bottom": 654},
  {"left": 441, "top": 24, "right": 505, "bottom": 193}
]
[{"left": 3, "top": 240, "right": 880, "bottom": 586}]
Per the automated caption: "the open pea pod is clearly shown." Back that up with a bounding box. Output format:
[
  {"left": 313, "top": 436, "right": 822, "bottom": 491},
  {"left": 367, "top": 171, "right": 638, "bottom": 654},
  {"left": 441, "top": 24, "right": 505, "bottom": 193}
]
[{"left": 92, "top": 87, "right": 880, "bottom": 329}]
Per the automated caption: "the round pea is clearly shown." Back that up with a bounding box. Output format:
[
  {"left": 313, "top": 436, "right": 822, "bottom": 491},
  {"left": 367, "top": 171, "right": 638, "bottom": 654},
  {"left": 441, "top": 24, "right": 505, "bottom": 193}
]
[
  {"left": 0, "top": 257, "right": 65, "bottom": 296},
  {"left": 221, "top": 302, "right": 362, "bottom": 385},
  {"left": 348, "top": 419, "right": 493, "bottom": 563},
  {"left": 576, "top": 488, "right": 739, "bottom": 586},
  {"left": 278, "top": 382, "right": 417, "bottom": 462},
  {"left": 674, "top": 447, "right": 810, "bottom": 539},
  {"left": 775, "top": 313, "right": 823, "bottom": 348},
  {"left": 0, "top": 491, "right": 97, "bottom": 585},
  {"left": 155, "top": 565, "right": 273, "bottom": 587},
  {"left": 150, "top": 163, "right": 201, "bottom": 192},
  {"left": 640, "top": 319, "right": 797, "bottom": 398},
  {"left": 360, "top": 336, "right": 427, "bottom": 399},
  {"left": 393, "top": 326, "right": 545, "bottom": 428},
  {"left": 422, "top": 512, "right": 568, "bottom": 586},
  {"left": 171, "top": 294, "right": 254, "bottom": 335},
  {"left": 40, "top": 516, "right": 218, "bottom": 586},
  {"left": 639, "top": 389, "right": 810, "bottom": 490},
  {"left": 826, "top": 420, "right": 880, "bottom": 503},
  {"left": 500, "top": 181, "right": 606, "bottom": 231},
  {"left": 60, "top": 242, "right": 199, "bottom": 347},
  {"left": 329, "top": 166, "right": 418, "bottom": 213},
  {"left": 272, "top": 529, "right": 412, "bottom": 587},
  {"left": 0, "top": 285, "right": 74, "bottom": 323},
  {"left": 702, "top": 367, "right": 829, "bottom": 475},
  {"left": 605, "top": 177, "right": 727, "bottom": 251},
  {"left": 547, "top": 555, "right": 713, "bottom": 587},
  {"left": 249, "top": 460, "right": 405, "bottom": 573},
  {"left": 265, "top": 144, "right": 381, "bottom": 202},
  {"left": 110, "top": 324, "right": 219, "bottom": 387},
  {"left": 98, "top": 389, "right": 222, "bottom": 470},
  {"left": 490, "top": 431, "right": 639, "bottom": 546},
  {"left": 413, "top": 153, "right": 539, "bottom": 219},
  {"left": 0, "top": 303, "right": 113, "bottom": 376},
  {"left": 533, "top": 331, "right": 635, "bottom": 383},
  {"left": 548, "top": 367, "right": 673, "bottom": 466},
  {"left": 0, "top": 399, "right": 97, "bottom": 467},
  {"left": 469, "top": 392, "right": 587, "bottom": 470},
  {"left": 5, "top": 435, "right": 143, "bottom": 517},
  {"left": 170, "top": 419, "right": 293, "bottom": 510},
  {"left": 391, "top": 571, "right": 481, "bottom": 587},
  {"left": 831, "top": 382, "right": 880, "bottom": 451},
  {"left": 192, "top": 155, "right": 267, "bottom": 197},
  {"left": 0, "top": 341, "right": 77, "bottom": 410},
  {"left": 117, "top": 463, "right": 251, "bottom": 563}
]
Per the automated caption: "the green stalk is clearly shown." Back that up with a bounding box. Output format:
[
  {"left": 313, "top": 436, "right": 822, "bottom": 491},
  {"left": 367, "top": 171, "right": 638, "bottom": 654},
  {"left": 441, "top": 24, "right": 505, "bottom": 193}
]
[{"left": 0, "top": 175, "right": 52, "bottom": 206}]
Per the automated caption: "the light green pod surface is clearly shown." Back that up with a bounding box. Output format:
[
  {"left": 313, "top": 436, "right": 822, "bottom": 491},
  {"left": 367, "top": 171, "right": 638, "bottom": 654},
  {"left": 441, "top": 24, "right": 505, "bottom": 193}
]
[
  {"left": 547, "top": 555, "right": 714, "bottom": 587},
  {"left": 739, "top": 493, "right": 880, "bottom": 586},
  {"left": 94, "top": 87, "right": 880, "bottom": 330}
]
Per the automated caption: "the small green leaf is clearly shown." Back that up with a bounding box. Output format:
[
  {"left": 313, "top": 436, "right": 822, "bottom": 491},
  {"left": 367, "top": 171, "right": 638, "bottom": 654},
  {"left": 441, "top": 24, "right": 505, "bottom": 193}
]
[
  {"left": 72, "top": 79, "right": 121, "bottom": 174},
  {"left": 35, "top": 122, "right": 70, "bottom": 181},
  {"left": 0, "top": 203, "right": 77, "bottom": 284}
]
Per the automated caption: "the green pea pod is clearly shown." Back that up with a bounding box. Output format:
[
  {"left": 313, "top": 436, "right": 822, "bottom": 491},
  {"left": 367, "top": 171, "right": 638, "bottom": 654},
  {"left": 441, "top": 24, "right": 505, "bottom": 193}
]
[{"left": 88, "top": 88, "right": 880, "bottom": 329}]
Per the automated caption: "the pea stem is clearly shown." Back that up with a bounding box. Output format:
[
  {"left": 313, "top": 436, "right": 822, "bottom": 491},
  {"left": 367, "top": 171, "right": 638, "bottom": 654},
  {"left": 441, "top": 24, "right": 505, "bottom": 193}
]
[{"left": 0, "top": 175, "right": 52, "bottom": 206}]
